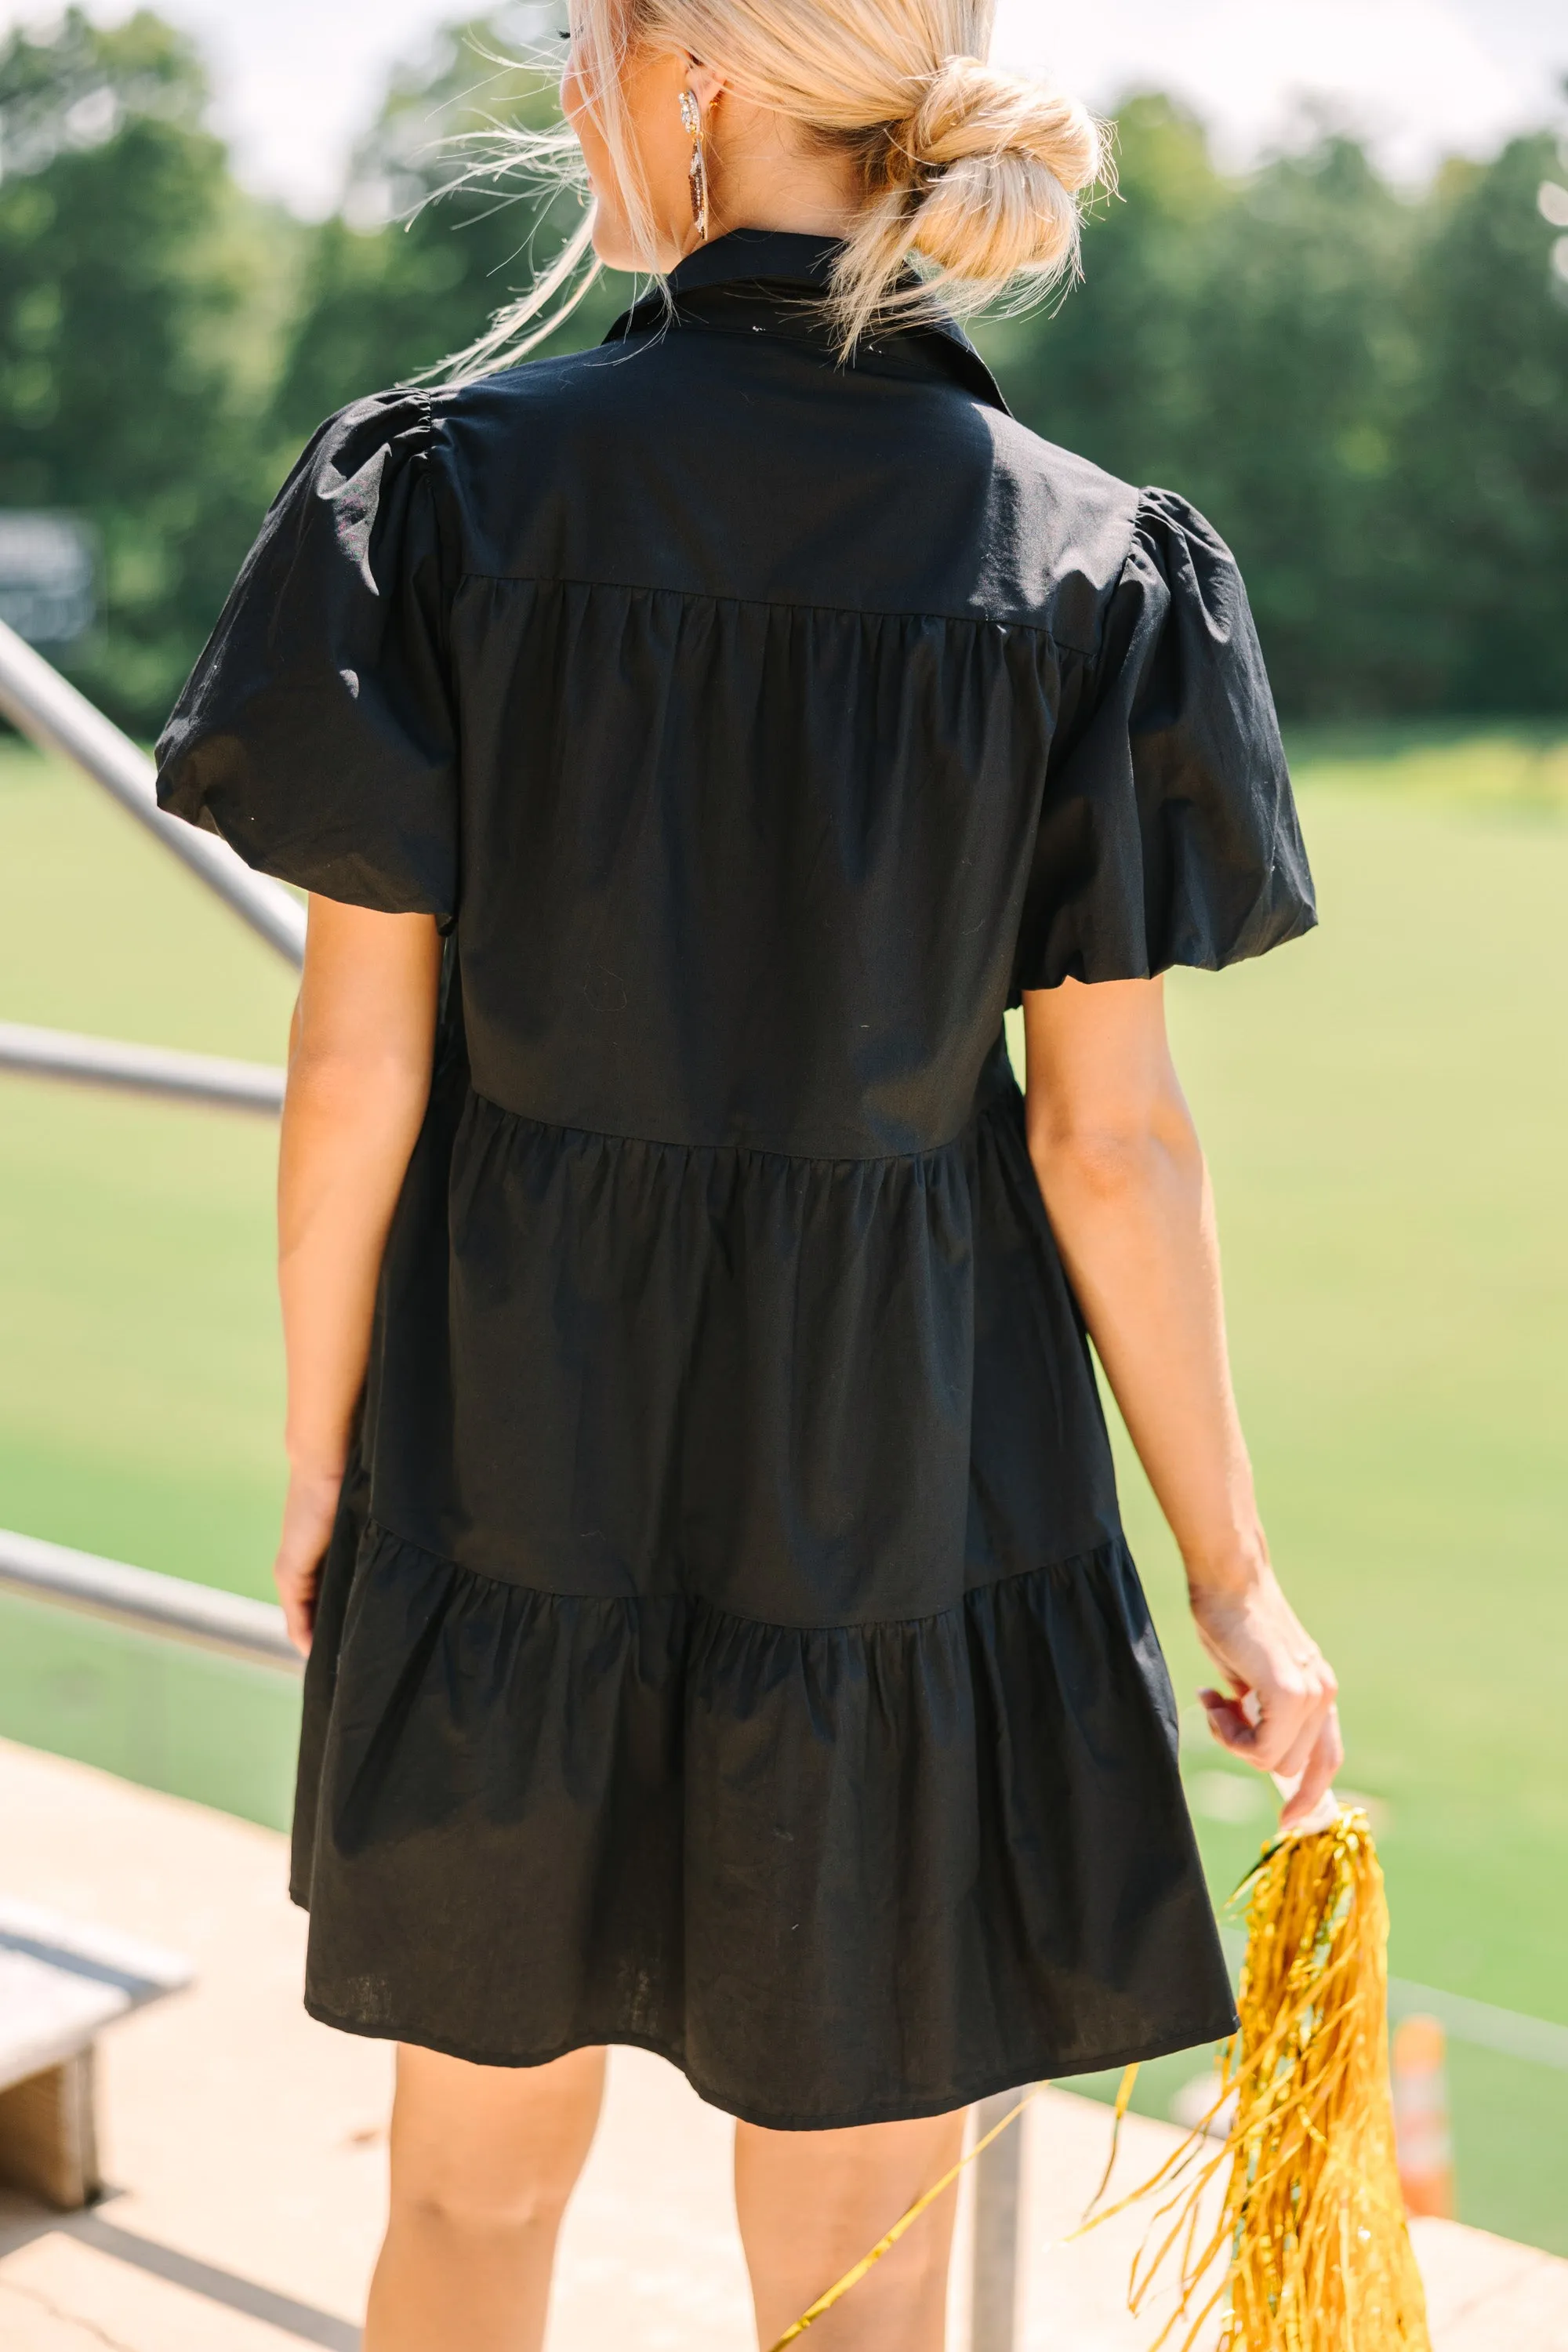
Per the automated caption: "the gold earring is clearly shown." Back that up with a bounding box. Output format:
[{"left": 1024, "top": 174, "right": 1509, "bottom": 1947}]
[{"left": 679, "top": 87, "right": 710, "bottom": 242}]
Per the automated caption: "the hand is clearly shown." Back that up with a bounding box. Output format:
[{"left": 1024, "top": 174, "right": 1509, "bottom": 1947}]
[
  {"left": 274, "top": 1466, "right": 342, "bottom": 1656},
  {"left": 1189, "top": 1565, "right": 1342, "bottom": 1830}
]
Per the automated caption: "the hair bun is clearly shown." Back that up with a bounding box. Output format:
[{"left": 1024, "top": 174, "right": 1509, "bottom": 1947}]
[
  {"left": 893, "top": 53, "right": 1104, "bottom": 287},
  {"left": 467, "top": 0, "right": 1114, "bottom": 371}
]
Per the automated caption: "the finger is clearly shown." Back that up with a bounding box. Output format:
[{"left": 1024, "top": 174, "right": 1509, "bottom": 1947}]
[
  {"left": 1231, "top": 1710, "right": 1294, "bottom": 1777},
  {"left": 1245, "top": 1672, "right": 1328, "bottom": 1777},
  {"left": 1279, "top": 1706, "right": 1344, "bottom": 1828},
  {"left": 1274, "top": 1667, "right": 1338, "bottom": 1777},
  {"left": 1201, "top": 1700, "right": 1279, "bottom": 1767},
  {"left": 274, "top": 1560, "right": 315, "bottom": 1658},
  {"left": 1199, "top": 1689, "right": 1256, "bottom": 1750},
  {"left": 283, "top": 1577, "right": 313, "bottom": 1657},
  {"left": 1270, "top": 1710, "right": 1322, "bottom": 1788},
  {"left": 1200, "top": 1684, "right": 1254, "bottom": 1726},
  {"left": 1279, "top": 1722, "right": 1345, "bottom": 1825}
]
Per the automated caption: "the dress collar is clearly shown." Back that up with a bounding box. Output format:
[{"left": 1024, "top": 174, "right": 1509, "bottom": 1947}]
[
  {"left": 664, "top": 227, "right": 844, "bottom": 299},
  {"left": 604, "top": 228, "right": 1010, "bottom": 414}
]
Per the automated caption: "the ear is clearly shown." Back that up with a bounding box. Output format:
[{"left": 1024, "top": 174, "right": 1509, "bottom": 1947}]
[{"left": 683, "top": 56, "right": 728, "bottom": 113}]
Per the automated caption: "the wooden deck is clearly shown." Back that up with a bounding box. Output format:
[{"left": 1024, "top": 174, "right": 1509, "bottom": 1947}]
[{"left": 1, "top": 1734, "right": 1563, "bottom": 2350}]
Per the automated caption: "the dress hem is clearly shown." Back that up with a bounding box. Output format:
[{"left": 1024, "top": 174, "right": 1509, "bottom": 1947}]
[{"left": 292, "top": 1985, "right": 1240, "bottom": 2133}]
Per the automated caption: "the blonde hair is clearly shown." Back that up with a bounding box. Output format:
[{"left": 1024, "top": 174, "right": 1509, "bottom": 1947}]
[{"left": 440, "top": 0, "right": 1106, "bottom": 377}]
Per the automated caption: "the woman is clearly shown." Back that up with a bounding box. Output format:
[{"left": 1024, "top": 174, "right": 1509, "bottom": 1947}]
[{"left": 158, "top": 2, "right": 1341, "bottom": 2345}]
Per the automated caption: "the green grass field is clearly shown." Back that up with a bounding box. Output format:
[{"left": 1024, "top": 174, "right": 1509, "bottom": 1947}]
[{"left": 2, "top": 725, "right": 1565, "bottom": 2245}]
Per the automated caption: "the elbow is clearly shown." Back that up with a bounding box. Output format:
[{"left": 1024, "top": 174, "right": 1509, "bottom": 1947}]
[
  {"left": 1027, "top": 1104, "right": 1202, "bottom": 1210},
  {"left": 1029, "top": 1124, "right": 1156, "bottom": 1207},
  {"left": 285, "top": 1040, "right": 432, "bottom": 1123}
]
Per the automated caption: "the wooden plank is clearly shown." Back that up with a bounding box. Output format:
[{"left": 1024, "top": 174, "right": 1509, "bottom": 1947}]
[
  {"left": 0, "top": 1902, "right": 191, "bottom": 2098},
  {"left": 0, "top": 1948, "right": 125, "bottom": 2098},
  {"left": 0, "top": 2051, "right": 99, "bottom": 2209}
]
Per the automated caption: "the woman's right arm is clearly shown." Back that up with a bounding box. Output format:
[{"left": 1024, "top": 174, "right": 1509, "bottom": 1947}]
[
  {"left": 1022, "top": 975, "right": 1341, "bottom": 1826},
  {"left": 274, "top": 896, "right": 443, "bottom": 1653}
]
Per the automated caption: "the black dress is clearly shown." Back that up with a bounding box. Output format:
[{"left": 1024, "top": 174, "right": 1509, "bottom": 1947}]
[{"left": 157, "top": 230, "right": 1315, "bottom": 2130}]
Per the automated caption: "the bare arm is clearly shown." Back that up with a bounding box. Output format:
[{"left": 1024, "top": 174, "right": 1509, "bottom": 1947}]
[
  {"left": 274, "top": 897, "right": 443, "bottom": 1651},
  {"left": 1023, "top": 978, "right": 1341, "bottom": 1826}
]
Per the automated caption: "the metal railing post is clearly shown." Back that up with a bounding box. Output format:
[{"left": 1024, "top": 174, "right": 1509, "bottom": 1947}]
[
  {"left": 969, "top": 2090, "right": 1024, "bottom": 2352},
  {"left": 0, "top": 616, "right": 304, "bottom": 968}
]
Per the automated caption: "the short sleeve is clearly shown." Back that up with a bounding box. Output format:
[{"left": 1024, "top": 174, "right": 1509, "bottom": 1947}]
[
  {"left": 1013, "top": 487, "right": 1316, "bottom": 993},
  {"left": 156, "top": 390, "right": 459, "bottom": 922}
]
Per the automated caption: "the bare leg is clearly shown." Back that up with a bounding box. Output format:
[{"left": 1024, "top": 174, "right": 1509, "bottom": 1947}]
[
  {"left": 735, "top": 2107, "right": 968, "bottom": 2351},
  {"left": 363, "top": 2042, "right": 605, "bottom": 2352}
]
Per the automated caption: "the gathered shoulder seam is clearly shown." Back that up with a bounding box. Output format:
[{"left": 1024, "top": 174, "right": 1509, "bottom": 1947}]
[{"left": 453, "top": 568, "right": 1083, "bottom": 645}]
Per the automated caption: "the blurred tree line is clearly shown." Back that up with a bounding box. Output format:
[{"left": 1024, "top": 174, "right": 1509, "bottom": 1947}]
[{"left": 1, "top": 7, "right": 1563, "bottom": 732}]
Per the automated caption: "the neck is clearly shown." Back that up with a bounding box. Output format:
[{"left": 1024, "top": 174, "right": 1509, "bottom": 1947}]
[{"left": 702, "top": 100, "right": 862, "bottom": 251}]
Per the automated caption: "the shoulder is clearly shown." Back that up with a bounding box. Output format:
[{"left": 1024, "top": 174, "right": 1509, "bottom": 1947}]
[
  {"left": 955, "top": 408, "right": 1140, "bottom": 651},
  {"left": 423, "top": 343, "right": 638, "bottom": 454},
  {"left": 283, "top": 364, "right": 608, "bottom": 511},
  {"left": 398, "top": 346, "right": 646, "bottom": 536},
  {"left": 971, "top": 416, "right": 1242, "bottom": 657},
  {"left": 258, "top": 387, "right": 448, "bottom": 572},
  {"left": 289, "top": 384, "right": 441, "bottom": 485},
  {"left": 985, "top": 408, "right": 1138, "bottom": 528}
]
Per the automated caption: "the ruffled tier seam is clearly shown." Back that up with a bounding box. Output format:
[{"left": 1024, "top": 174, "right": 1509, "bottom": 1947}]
[
  {"left": 358, "top": 1513, "right": 1129, "bottom": 1639},
  {"left": 297, "top": 1501, "right": 1238, "bottom": 2123},
  {"left": 463, "top": 1081, "right": 1019, "bottom": 1171}
]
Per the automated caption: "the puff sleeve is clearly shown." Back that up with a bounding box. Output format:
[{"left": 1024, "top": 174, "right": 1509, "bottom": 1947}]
[
  {"left": 156, "top": 390, "right": 459, "bottom": 922},
  {"left": 1014, "top": 488, "right": 1316, "bottom": 992}
]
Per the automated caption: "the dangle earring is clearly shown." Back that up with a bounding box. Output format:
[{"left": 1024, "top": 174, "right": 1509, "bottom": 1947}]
[{"left": 679, "top": 87, "right": 710, "bottom": 242}]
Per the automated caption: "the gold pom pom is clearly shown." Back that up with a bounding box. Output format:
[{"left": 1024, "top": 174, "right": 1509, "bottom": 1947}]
[{"left": 1091, "top": 1808, "right": 1433, "bottom": 2350}]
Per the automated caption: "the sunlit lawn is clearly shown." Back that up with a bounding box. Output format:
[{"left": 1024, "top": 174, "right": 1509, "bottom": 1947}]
[{"left": 2, "top": 724, "right": 1565, "bottom": 2244}]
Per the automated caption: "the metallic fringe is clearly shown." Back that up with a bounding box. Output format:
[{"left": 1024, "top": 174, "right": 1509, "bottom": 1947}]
[
  {"left": 765, "top": 2090, "right": 1039, "bottom": 2348},
  {"left": 1091, "top": 1809, "right": 1433, "bottom": 2351},
  {"left": 769, "top": 1808, "right": 1430, "bottom": 2348}
]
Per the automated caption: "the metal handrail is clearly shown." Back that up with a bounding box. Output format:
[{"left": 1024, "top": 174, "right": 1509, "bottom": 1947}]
[
  {"left": 0, "top": 1022, "right": 284, "bottom": 1113},
  {"left": 0, "top": 615, "right": 305, "bottom": 968},
  {"left": 0, "top": 1527, "right": 300, "bottom": 1672},
  {"left": 0, "top": 636, "right": 300, "bottom": 1661},
  {"left": 1213, "top": 1926, "right": 1568, "bottom": 2073}
]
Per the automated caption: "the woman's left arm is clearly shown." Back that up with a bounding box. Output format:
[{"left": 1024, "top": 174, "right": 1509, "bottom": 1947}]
[
  {"left": 1022, "top": 976, "right": 1342, "bottom": 1827},
  {"left": 274, "top": 897, "right": 443, "bottom": 1652}
]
